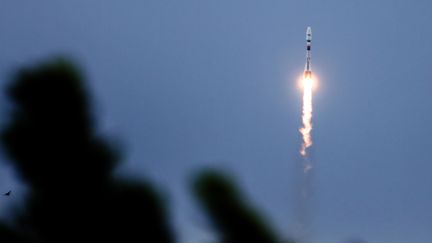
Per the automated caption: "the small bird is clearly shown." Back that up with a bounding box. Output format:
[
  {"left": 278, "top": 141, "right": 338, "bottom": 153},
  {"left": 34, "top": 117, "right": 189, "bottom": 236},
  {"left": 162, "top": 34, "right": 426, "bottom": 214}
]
[{"left": 3, "top": 191, "right": 11, "bottom": 196}]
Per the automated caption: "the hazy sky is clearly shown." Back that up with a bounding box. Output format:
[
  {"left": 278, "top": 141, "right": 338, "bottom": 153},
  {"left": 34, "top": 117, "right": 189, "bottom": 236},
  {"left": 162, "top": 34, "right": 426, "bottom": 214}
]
[{"left": 1, "top": 1, "right": 432, "bottom": 242}]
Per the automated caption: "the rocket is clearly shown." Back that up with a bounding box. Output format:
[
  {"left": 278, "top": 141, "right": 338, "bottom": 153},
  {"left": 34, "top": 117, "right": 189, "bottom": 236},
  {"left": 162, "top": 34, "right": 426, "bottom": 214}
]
[{"left": 304, "top": 27, "right": 312, "bottom": 79}]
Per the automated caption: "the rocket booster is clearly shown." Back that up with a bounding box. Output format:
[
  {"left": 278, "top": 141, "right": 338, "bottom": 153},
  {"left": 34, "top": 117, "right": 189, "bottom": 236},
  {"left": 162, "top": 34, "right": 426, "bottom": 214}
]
[{"left": 304, "top": 27, "right": 312, "bottom": 79}]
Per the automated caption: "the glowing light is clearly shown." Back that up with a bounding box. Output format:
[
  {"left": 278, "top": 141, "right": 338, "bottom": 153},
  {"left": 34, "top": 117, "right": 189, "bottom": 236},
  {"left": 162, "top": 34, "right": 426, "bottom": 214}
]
[{"left": 298, "top": 76, "right": 317, "bottom": 90}]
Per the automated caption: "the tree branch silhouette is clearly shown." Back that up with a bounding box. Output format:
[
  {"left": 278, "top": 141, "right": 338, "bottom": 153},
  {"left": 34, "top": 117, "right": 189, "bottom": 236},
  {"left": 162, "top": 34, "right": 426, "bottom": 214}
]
[{"left": 0, "top": 58, "right": 173, "bottom": 243}]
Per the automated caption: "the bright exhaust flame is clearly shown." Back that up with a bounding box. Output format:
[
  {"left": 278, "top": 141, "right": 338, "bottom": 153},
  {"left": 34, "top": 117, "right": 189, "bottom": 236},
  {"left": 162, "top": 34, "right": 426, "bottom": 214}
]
[{"left": 299, "top": 77, "right": 314, "bottom": 162}]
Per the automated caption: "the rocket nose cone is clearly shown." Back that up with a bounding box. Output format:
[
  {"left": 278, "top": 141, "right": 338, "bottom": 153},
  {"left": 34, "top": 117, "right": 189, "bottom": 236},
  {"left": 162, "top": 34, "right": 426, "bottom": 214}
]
[{"left": 306, "top": 27, "right": 312, "bottom": 41}]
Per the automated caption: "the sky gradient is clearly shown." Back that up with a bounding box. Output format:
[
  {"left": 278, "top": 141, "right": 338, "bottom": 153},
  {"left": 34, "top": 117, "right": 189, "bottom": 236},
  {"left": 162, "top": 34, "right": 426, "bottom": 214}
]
[{"left": 1, "top": 1, "right": 432, "bottom": 242}]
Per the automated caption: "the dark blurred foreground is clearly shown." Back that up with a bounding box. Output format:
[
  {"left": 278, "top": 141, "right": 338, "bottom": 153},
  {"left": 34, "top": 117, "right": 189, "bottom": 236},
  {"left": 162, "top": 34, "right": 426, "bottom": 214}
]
[{"left": 0, "top": 59, "right": 285, "bottom": 243}]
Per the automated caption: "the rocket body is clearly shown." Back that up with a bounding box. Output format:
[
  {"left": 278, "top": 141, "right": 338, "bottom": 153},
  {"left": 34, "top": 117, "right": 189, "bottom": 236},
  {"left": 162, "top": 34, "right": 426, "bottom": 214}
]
[{"left": 304, "top": 27, "right": 312, "bottom": 79}]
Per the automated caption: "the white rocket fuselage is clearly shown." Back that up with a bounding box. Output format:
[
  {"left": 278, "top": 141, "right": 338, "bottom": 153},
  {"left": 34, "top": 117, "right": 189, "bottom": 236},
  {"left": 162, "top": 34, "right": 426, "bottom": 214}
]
[{"left": 304, "top": 27, "right": 312, "bottom": 79}]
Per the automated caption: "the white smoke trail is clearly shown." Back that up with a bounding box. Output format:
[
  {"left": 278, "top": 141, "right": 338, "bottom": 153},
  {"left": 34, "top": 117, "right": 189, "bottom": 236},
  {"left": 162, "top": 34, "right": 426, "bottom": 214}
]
[
  {"left": 299, "top": 77, "right": 313, "bottom": 172},
  {"left": 293, "top": 76, "right": 315, "bottom": 243}
]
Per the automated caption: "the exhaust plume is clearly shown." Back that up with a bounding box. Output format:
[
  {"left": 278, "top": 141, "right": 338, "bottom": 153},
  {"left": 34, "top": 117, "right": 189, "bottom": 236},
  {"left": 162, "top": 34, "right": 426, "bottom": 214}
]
[{"left": 299, "top": 77, "right": 314, "bottom": 171}]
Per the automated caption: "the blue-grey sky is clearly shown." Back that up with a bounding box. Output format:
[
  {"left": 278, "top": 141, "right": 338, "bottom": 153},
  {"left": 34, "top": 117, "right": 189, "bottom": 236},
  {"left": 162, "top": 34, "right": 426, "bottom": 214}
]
[{"left": 1, "top": 1, "right": 432, "bottom": 242}]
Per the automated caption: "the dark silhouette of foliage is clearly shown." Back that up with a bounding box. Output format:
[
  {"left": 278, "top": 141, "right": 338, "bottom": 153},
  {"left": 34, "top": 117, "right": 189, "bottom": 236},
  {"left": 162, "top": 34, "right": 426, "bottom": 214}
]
[
  {"left": 0, "top": 224, "right": 28, "bottom": 243},
  {"left": 0, "top": 59, "right": 173, "bottom": 243},
  {"left": 0, "top": 57, "right": 303, "bottom": 243},
  {"left": 192, "top": 170, "right": 280, "bottom": 243}
]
